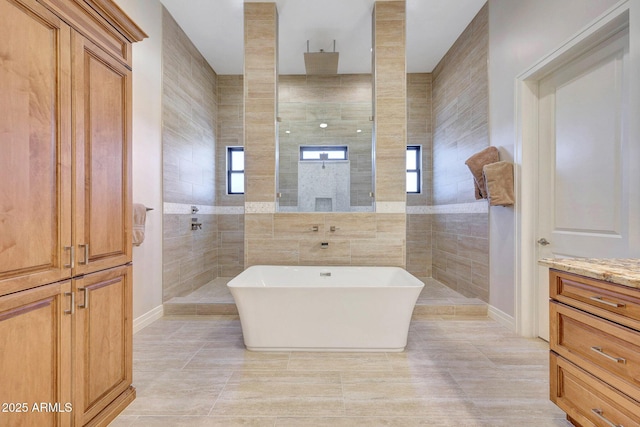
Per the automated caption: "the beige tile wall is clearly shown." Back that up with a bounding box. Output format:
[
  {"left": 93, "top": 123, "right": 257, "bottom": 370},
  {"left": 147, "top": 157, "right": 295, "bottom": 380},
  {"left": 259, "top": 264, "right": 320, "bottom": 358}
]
[
  {"left": 242, "top": 2, "right": 407, "bottom": 268},
  {"left": 160, "top": 1, "right": 487, "bottom": 287},
  {"left": 162, "top": 8, "right": 218, "bottom": 301},
  {"left": 405, "top": 73, "right": 433, "bottom": 278},
  {"left": 406, "top": 73, "right": 432, "bottom": 207},
  {"left": 431, "top": 4, "right": 489, "bottom": 301},
  {"left": 216, "top": 75, "right": 244, "bottom": 206},
  {"left": 373, "top": 1, "right": 407, "bottom": 204},
  {"left": 432, "top": 3, "right": 488, "bottom": 205},
  {"left": 217, "top": 213, "right": 244, "bottom": 277},
  {"left": 278, "top": 75, "right": 374, "bottom": 208},
  {"left": 245, "top": 213, "right": 405, "bottom": 267},
  {"left": 244, "top": 2, "right": 278, "bottom": 204},
  {"left": 216, "top": 76, "right": 245, "bottom": 277},
  {"left": 432, "top": 213, "right": 489, "bottom": 301}
]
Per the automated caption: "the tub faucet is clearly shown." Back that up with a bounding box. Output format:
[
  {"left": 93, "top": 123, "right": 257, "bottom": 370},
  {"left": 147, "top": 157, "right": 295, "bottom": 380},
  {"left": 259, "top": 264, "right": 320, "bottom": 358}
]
[{"left": 320, "top": 242, "right": 329, "bottom": 249}]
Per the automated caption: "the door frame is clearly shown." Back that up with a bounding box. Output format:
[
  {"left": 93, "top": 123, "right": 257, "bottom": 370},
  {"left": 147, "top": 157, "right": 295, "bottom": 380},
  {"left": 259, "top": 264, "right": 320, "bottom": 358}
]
[{"left": 513, "top": 1, "right": 633, "bottom": 337}]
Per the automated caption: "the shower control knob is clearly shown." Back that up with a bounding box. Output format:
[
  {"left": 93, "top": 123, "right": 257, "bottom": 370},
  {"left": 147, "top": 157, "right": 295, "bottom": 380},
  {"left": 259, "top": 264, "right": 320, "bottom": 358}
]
[{"left": 537, "top": 238, "right": 550, "bottom": 246}]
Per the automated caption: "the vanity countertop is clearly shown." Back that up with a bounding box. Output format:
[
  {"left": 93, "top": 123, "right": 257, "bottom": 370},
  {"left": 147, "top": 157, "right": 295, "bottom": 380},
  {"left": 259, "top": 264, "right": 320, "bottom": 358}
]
[{"left": 539, "top": 258, "right": 640, "bottom": 289}]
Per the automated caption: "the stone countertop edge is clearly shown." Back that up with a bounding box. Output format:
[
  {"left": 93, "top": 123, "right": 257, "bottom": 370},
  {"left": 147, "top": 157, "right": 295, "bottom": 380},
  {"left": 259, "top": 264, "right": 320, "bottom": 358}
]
[{"left": 538, "top": 258, "right": 640, "bottom": 289}]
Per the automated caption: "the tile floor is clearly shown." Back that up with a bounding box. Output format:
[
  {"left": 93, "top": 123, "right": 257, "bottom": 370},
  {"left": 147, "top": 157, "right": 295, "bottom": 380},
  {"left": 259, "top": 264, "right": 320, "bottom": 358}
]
[{"left": 110, "top": 314, "right": 569, "bottom": 426}]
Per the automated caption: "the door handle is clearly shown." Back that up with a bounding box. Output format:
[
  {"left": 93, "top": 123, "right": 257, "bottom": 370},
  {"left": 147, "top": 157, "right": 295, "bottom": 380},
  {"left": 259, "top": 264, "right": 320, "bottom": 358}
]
[
  {"left": 78, "top": 287, "right": 89, "bottom": 309},
  {"left": 64, "top": 246, "right": 75, "bottom": 269},
  {"left": 79, "top": 243, "right": 89, "bottom": 265},
  {"left": 537, "top": 238, "right": 550, "bottom": 246},
  {"left": 64, "top": 292, "right": 75, "bottom": 315}
]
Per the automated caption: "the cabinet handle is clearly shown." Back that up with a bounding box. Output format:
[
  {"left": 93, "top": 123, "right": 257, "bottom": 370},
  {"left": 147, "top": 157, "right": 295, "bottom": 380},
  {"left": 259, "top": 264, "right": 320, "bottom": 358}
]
[
  {"left": 64, "top": 292, "right": 75, "bottom": 315},
  {"left": 591, "top": 346, "right": 626, "bottom": 364},
  {"left": 591, "top": 408, "right": 622, "bottom": 427},
  {"left": 79, "top": 243, "right": 90, "bottom": 265},
  {"left": 589, "top": 295, "right": 625, "bottom": 308},
  {"left": 64, "top": 246, "right": 75, "bottom": 269},
  {"left": 78, "top": 287, "right": 89, "bottom": 309}
]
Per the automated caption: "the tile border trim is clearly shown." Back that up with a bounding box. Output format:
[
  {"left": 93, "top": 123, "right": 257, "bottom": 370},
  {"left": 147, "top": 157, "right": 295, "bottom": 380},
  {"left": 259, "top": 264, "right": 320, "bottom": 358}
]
[
  {"left": 245, "top": 202, "right": 276, "bottom": 214},
  {"left": 164, "top": 202, "right": 487, "bottom": 215},
  {"left": 376, "top": 201, "right": 406, "bottom": 213},
  {"left": 163, "top": 203, "right": 244, "bottom": 215},
  {"left": 407, "top": 202, "right": 488, "bottom": 215}
]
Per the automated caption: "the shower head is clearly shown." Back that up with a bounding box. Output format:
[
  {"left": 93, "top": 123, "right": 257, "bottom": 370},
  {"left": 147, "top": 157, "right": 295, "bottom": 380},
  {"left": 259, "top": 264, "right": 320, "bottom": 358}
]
[{"left": 304, "top": 40, "right": 339, "bottom": 75}]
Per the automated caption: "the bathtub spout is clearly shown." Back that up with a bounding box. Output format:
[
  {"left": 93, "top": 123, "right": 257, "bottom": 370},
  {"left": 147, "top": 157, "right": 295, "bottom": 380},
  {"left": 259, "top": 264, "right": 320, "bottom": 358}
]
[{"left": 320, "top": 242, "right": 329, "bottom": 249}]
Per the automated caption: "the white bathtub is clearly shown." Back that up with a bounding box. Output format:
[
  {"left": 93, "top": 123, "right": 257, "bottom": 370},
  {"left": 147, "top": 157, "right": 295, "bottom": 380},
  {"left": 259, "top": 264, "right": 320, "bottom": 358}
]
[{"left": 227, "top": 265, "right": 424, "bottom": 352}]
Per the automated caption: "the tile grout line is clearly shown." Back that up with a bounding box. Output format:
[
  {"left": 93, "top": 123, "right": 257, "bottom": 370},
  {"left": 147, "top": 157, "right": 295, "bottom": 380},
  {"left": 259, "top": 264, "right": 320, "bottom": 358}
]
[{"left": 206, "top": 368, "right": 233, "bottom": 417}]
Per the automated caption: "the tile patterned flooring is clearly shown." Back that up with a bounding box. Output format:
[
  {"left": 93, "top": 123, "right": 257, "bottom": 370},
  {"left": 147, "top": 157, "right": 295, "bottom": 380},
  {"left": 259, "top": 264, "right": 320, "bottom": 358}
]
[{"left": 110, "top": 314, "right": 570, "bottom": 426}]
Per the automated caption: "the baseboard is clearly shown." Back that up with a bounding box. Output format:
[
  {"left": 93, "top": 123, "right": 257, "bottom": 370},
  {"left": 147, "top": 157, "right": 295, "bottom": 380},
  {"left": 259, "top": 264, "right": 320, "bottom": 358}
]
[
  {"left": 488, "top": 305, "right": 516, "bottom": 332},
  {"left": 133, "top": 304, "right": 164, "bottom": 333}
]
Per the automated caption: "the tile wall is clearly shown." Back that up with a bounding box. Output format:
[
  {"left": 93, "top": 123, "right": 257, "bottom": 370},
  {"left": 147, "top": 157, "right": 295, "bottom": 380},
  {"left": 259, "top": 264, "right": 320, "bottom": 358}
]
[
  {"left": 162, "top": 8, "right": 218, "bottom": 301},
  {"left": 216, "top": 75, "right": 244, "bottom": 207},
  {"left": 159, "top": 1, "right": 489, "bottom": 301},
  {"left": 243, "top": 1, "right": 408, "bottom": 268},
  {"left": 243, "top": 2, "right": 278, "bottom": 204},
  {"left": 278, "top": 75, "right": 374, "bottom": 208},
  {"left": 431, "top": 3, "right": 490, "bottom": 301},
  {"left": 406, "top": 73, "right": 433, "bottom": 278},
  {"left": 372, "top": 1, "right": 407, "bottom": 205},
  {"left": 216, "top": 75, "right": 245, "bottom": 277}
]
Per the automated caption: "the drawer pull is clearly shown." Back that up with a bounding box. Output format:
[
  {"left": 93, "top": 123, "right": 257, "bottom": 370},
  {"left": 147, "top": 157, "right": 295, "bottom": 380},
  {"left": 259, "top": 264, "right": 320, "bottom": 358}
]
[
  {"left": 591, "top": 408, "right": 622, "bottom": 427},
  {"left": 589, "top": 295, "right": 626, "bottom": 308},
  {"left": 64, "top": 291, "right": 75, "bottom": 315},
  {"left": 591, "top": 346, "right": 626, "bottom": 364}
]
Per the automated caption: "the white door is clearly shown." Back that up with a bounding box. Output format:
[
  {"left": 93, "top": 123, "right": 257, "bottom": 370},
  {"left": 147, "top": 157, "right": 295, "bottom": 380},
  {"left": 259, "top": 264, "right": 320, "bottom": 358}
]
[{"left": 536, "top": 28, "right": 631, "bottom": 340}]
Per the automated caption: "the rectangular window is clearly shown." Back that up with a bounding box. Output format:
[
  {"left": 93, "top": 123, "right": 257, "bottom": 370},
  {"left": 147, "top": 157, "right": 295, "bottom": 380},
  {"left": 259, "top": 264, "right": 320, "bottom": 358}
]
[
  {"left": 227, "top": 146, "right": 244, "bottom": 194},
  {"left": 299, "top": 145, "right": 348, "bottom": 161},
  {"left": 406, "top": 145, "right": 421, "bottom": 193}
]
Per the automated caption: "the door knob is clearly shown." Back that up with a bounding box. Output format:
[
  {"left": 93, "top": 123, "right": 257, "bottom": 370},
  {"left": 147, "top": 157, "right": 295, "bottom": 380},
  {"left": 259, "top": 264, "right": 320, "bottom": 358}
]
[{"left": 537, "top": 238, "right": 550, "bottom": 246}]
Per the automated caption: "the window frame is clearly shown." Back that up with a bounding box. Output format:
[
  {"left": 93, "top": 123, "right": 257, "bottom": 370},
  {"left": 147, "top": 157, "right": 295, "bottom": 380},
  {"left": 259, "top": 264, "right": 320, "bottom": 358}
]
[
  {"left": 406, "top": 145, "right": 421, "bottom": 194},
  {"left": 299, "top": 145, "right": 349, "bottom": 161},
  {"left": 227, "top": 146, "right": 245, "bottom": 195}
]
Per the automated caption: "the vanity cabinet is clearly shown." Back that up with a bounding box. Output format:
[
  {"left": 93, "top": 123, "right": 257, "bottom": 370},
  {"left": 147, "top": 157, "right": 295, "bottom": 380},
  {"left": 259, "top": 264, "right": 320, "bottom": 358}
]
[
  {"left": 0, "top": 0, "right": 144, "bottom": 425},
  {"left": 549, "top": 269, "right": 640, "bottom": 427}
]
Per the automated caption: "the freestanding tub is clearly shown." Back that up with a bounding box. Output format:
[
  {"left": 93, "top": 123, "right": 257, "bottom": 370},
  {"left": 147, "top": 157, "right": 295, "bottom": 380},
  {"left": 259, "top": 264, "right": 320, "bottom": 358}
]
[{"left": 227, "top": 265, "right": 424, "bottom": 352}]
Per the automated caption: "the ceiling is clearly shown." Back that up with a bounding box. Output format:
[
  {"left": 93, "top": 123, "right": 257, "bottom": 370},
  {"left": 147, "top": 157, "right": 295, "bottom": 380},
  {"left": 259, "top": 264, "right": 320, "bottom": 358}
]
[{"left": 159, "top": 0, "right": 486, "bottom": 75}]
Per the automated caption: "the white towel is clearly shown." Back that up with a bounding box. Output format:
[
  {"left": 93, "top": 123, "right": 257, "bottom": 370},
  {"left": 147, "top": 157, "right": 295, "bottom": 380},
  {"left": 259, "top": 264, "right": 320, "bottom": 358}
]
[{"left": 132, "top": 203, "right": 147, "bottom": 246}]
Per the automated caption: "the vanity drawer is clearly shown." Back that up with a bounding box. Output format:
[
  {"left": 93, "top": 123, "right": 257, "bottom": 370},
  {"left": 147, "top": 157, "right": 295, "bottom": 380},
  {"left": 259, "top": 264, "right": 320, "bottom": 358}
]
[
  {"left": 550, "top": 270, "right": 640, "bottom": 330},
  {"left": 550, "top": 353, "right": 640, "bottom": 427},
  {"left": 550, "top": 301, "right": 640, "bottom": 402}
]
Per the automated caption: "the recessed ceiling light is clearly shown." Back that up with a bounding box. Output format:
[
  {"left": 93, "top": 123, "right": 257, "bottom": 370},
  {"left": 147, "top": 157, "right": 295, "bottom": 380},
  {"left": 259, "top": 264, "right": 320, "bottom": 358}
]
[
  {"left": 356, "top": 129, "right": 362, "bottom": 133},
  {"left": 319, "top": 123, "right": 328, "bottom": 128},
  {"left": 285, "top": 130, "right": 291, "bottom": 134}
]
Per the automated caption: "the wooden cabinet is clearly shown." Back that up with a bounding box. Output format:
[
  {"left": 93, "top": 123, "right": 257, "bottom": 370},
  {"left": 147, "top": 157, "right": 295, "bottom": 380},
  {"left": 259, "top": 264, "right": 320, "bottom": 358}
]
[
  {"left": 0, "top": 0, "right": 144, "bottom": 425},
  {"left": 0, "top": 0, "right": 73, "bottom": 296},
  {"left": 73, "top": 266, "right": 133, "bottom": 426},
  {"left": 0, "top": 281, "right": 73, "bottom": 427},
  {"left": 72, "top": 31, "right": 132, "bottom": 277},
  {"left": 0, "top": 0, "right": 136, "bottom": 294},
  {"left": 549, "top": 269, "right": 640, "bottom": 427}
]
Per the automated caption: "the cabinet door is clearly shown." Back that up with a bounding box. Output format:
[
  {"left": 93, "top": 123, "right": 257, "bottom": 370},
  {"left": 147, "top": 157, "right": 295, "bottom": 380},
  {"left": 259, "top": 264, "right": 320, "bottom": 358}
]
[
  {"left": 0, "top": 281, "right": 72, "bottom": 427},
  {"left": 0, "top": 0, "right": 72, "bottom": 296},
  {"left": 72, "top": 32, "right": 132, "bottom": 276},
  {"left": 73, "top": 265, "right": 133, "bottom": 426}
]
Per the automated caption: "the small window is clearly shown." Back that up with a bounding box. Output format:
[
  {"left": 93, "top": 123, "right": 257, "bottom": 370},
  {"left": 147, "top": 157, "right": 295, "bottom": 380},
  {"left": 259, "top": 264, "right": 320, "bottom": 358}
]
[
  {"left": 227, "top": 146, "right": 244, "bottom": 194},
  {"left": 406, "top": 145, "right": 421, "bottom": 193},
  {"left": 300, "top": 145, "right": 348, "bottom": 161}
]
